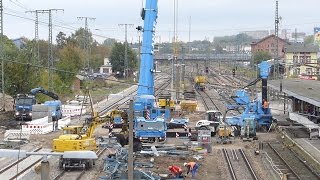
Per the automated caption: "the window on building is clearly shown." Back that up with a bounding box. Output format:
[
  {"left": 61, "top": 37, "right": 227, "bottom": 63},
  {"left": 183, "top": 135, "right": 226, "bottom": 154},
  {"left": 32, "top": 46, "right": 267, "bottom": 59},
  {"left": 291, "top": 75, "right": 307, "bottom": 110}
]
[
  {"left": 299, "top": 56, "right": 305, "bottom": 64},
  {"left": 306, "top": 56, "right": 311, "bottom": 63},
  {"left": 103, "top": 68, "right": 110, "bottom": 74},
  {"left": 293, "top": 55, "right": 298, "bottom": 64},
  {"left": 306, "top": 68, "right": 312, "bottom": 75},
  {"left": 271, "top": 43, "right": 274, "bottom": 47}
]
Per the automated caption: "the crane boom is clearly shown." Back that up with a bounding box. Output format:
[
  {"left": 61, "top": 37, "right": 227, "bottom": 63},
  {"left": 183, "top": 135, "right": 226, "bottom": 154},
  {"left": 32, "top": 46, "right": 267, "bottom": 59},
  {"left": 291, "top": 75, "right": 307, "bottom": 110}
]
[
  {"left": 134, "top": 0, "right": 158, "bottom": 111},
  {"left": 29, "top": 87, "right": 59, "bottom": 100}
]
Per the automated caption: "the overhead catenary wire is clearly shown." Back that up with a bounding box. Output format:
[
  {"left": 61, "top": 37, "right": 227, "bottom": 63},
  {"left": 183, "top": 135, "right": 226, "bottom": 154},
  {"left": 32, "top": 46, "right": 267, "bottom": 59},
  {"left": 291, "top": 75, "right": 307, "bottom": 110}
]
[{"left": 3, "top": 11, "right": 111, "bottom": 40}]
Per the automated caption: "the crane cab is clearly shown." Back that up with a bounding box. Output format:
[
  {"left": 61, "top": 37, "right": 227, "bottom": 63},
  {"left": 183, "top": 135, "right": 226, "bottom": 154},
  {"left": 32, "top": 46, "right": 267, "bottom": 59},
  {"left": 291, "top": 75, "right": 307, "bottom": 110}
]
[
  {"left": 62, "top": 125, "right": 83, "bottom": 135},
  {"left": 207, "top": 110, "right": 223, "bottom": 122}
]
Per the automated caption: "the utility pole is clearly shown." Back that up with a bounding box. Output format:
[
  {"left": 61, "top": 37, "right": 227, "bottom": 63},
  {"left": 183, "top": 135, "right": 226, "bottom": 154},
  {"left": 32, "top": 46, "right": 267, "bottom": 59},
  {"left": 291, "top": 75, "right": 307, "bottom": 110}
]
[
  {"left": 78, "top": 17, "right": 95, "bottom": 72},
  {"left": 181, "top": 46, "right": 185, "bottom": 90},
  {"left": 0, "top": 0, "right": 4, "bottom": 111},
  {"left": 128, "top": 99, "right": 134, "bottom": 180},
  {"left": 26, "top": 10, "right": 40, "bottom": 64},
  {"left": 37, "top": 9, "right": 64, "bottom": 92},
  {"left": 274, "top": 0, "right": 279, "bottom": 80},
  {"left": 119, "top": 23, "right": 134, "bottom": 79},
  {"left": 294, "top": 28, "right": 297, "bottom": 43}
]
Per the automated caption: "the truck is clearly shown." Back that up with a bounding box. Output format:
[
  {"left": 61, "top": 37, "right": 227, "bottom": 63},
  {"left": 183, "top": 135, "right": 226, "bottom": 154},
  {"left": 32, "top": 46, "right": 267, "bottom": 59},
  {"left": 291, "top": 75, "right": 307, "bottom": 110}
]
[
  {"left": 195, "top": 110, "right": 223, "bottom": 136},
  {"left": 132, "top": 0, "right": 171, "bottom": 142},
  {"left": 14, "top": 87, "right": 59, "bottom": 121},
  {"left": 43, "top": 100, "right": 63, "bottom": 121},
  {"left": 14, "top": 94, "right": 36, "bottom": 121}
]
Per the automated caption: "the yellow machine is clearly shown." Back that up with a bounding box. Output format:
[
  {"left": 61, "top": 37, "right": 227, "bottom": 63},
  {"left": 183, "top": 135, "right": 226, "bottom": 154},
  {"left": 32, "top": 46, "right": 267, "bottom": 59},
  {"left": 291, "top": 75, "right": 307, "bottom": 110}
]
[
  {"left": 53, "top": 112, "right": 108, "bottom": 152},
  {"left": 158, "top": 94, "right": 175, "bottom": 110},
  {"left": 216, "top": 124, "right": 233, "bottom": 144},
  {"left": 53, "top": 90, "right": 110, "bottom": 169},
  {"left": 194, "top": 76, "right": 206, "bottom": 91},
  {"left": 180, "top": 100, "right": 197, "bottom": 112}
]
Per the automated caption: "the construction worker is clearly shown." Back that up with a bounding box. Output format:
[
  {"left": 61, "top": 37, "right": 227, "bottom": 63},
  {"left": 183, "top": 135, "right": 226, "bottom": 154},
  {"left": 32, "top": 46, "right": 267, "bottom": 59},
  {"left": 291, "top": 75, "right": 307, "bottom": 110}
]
[
  {"left": 168, "top": 165, "right": 183, "bottom": 178},
  {"left": 263, "top": 99, "right": 269, "bottom": 113},
  {"left": 184, "top": 162, "right": 200, "bottom": 178}
]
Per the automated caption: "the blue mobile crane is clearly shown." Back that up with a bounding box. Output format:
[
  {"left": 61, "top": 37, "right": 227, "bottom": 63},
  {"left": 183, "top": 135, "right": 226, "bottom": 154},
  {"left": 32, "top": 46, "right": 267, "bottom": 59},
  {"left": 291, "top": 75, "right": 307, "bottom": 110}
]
[
  {"left": 225, "top": 61, "right": 273, "bottom": 132},
  {"left": 133, "top": 0, "right": 170, "bottom": 142},
  {"left": 14, "top": 87, "right": 60, "bottom": 121}
]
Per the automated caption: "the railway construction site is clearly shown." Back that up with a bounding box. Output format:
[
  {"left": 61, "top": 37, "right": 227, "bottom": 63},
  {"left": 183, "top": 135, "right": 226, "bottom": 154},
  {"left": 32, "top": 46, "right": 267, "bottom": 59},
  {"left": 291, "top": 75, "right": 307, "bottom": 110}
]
[
  {"left": 1, "top": 60, "right": 320, "bottom": 180},
  {"left": 1, "top": 1, "right": 320, "bottom": 179}
]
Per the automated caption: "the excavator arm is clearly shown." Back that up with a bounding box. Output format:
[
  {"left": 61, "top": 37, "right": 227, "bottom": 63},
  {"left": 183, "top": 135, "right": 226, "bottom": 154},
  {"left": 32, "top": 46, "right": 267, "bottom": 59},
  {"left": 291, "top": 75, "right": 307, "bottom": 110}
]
[{"left": 30, "top": 87, "right": 59, "bottom": 100}]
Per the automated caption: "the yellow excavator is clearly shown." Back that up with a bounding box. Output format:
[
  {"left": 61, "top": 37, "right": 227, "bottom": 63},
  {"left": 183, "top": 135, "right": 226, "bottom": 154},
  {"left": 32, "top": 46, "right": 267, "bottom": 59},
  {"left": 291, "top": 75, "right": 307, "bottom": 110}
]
[
  {"left": 53, "top": 111, "right": 107, "bottom": 152},
  {"left": 52, "top": 89, "right": 110, "bottom": 169}
]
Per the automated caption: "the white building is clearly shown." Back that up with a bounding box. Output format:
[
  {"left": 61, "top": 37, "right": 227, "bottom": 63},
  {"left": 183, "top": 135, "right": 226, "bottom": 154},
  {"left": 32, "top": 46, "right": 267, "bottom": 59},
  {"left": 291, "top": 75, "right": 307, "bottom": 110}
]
[{"left": 99, "top": 58, "right": 113, "bottom": 75}]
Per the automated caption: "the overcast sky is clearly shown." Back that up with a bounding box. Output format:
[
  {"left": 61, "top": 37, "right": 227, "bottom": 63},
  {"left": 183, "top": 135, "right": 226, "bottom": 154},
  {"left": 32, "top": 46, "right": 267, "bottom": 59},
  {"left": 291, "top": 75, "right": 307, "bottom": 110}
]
[{"left": 4, "top": 0, "right": 320, "bottom": 43}]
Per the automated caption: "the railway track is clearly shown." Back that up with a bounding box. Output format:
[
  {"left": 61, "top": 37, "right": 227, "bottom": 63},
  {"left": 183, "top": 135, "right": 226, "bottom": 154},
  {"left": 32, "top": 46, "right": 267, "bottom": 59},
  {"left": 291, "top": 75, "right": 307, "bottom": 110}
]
[
  {"left": 0, "top": 146, "right": 43, "bottom": 174},
  {"left": 53, "top": 148, "right": 106, "bottom": 180},
  {"left": 265, "top": 142, "right": 320, "bottom": 180},
  {"left": 195, "top": 88, "right": 220, "bottom": 111},
  {"left": 222, "top": 148, "right": 258, "bottom": 180},
  {"left": 98, "top": 75, "right": 171, "bottom": 115},
  {"left": 0, "top": 147, "right": 51, "bottom": 179}
]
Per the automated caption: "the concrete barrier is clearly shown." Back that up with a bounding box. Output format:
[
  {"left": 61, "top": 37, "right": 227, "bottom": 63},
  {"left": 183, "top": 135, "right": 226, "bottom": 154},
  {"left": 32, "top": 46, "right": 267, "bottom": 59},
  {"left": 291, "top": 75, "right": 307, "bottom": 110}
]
[
  {"left": 21, "top": 116, "right": 53, "bottom": 134},
  {"left": 4, "top": 129, "right": 30, "bottom": 140},
  {"left": 57, "top": 116, "right": 71, "bottom": 129},
  {"left": 29, "top": 116, "right": 50, "bottom": 125},
  {"left": 22, "top": 122, "right": 53, "bottom": 134}
]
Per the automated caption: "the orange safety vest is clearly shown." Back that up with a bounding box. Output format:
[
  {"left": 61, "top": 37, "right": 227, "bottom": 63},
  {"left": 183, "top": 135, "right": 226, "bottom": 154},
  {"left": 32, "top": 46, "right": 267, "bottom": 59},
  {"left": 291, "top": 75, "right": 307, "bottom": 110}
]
[{"left": 187, "top": 162, "right": 196, "bottom": 169}]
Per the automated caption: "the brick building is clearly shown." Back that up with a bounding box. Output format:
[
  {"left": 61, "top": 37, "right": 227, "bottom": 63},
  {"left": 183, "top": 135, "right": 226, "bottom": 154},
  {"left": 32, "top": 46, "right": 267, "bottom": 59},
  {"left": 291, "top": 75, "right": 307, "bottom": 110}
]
[{"left": 251, "top": 34, "right": 288, "bottom": 58}]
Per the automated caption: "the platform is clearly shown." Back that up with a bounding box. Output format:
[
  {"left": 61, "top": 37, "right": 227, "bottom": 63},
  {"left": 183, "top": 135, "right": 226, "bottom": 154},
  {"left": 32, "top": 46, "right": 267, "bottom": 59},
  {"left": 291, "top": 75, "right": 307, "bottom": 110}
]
[{"left": 268, "top": 79, "right": 320, "bottom": 107}]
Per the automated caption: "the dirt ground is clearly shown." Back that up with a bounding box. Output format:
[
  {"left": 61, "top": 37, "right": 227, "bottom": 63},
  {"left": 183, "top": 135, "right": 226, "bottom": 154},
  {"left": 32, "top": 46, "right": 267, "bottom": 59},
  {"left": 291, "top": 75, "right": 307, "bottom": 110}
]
[{"left": 142, "top": 107, "right": 281, "bottom": 180}]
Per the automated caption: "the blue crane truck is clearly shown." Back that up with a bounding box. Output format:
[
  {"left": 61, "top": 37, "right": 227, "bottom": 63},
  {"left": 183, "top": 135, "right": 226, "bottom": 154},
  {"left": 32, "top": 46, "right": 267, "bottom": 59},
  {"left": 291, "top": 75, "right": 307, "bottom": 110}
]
[
  {"left": 14, "top": 87, "right": 60, "bottom": 121},
  {"left": 132, "top": 0, "right": 170, "bottom": 142}
]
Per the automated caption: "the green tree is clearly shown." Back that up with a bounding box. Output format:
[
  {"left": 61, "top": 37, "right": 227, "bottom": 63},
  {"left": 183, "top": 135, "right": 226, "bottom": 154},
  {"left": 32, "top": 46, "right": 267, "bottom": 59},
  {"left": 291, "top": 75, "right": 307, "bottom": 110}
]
[
  {"left": 253, "top": 51, "right": 272, "bottom": 64},
  {"left": 90, "top": 41, "right": 110, "bottom": 70},
  {"left": 103, "top": 38, "right": 117, "bottom": 47},
  {"left": 109, "top": 42, "right": 138, "bottom": 76},
  {"left": 69, "top": 28, "right": 93, "bottom": 49},
  {"left": 304, "top": 35, "right": 314, "bottom": 45},
  {"left": 56, "top": 44, "right": 84, "bottom": 83},
  {"left": 38, "top": 40, "right": 49, "bottom": 66},
  {"left": 2, "top": 37, "right": 40, "bottom": 96},
  {"left": 56, "top": 31, "right": 67, "bottom": 49},
  {"left": 214, "top": 44, "right": 224, "bottom": 53}
]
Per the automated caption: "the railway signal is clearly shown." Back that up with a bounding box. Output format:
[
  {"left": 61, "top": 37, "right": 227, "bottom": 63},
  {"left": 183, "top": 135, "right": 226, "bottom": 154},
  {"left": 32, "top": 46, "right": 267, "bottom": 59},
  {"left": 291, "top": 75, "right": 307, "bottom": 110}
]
[{"left": 205, "top": 67, "right": 209, "bottom": 73}]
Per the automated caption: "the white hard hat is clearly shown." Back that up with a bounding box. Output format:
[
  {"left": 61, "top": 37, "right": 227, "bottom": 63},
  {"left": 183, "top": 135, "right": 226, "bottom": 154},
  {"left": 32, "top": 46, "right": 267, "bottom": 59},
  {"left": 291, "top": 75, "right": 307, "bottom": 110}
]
[{"left": 184, "top": 162, "right": 187, "bottom": 166}]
